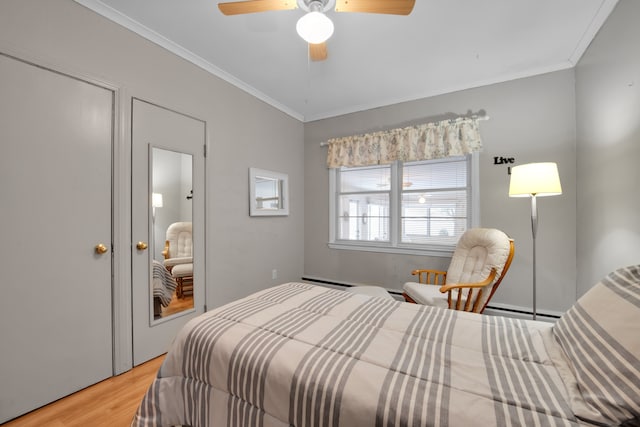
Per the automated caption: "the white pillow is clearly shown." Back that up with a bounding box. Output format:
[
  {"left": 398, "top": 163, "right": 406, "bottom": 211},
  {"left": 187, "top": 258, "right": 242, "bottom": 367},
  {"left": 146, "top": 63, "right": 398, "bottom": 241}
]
[{"left": 553, "top": 265, "right": 640, "bottom": 426}]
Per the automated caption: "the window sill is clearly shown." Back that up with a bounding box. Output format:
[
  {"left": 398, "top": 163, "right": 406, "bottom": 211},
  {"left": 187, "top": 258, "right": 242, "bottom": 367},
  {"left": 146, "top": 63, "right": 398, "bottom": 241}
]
[{"left": 327, "top": 241, "right": 454, "bottom": 257}]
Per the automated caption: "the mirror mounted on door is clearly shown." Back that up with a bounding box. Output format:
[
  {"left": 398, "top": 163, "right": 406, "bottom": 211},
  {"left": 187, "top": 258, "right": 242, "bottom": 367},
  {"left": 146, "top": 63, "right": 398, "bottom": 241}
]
[{"left": 151, "top": 147, "right": 195, "bottom": 322}]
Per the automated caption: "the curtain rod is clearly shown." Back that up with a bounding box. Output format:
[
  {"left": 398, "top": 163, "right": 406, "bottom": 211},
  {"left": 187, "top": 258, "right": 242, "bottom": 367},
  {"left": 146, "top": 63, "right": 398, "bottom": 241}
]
[{"left": 319, "top": 115, "right": 490, "bottom": 147}]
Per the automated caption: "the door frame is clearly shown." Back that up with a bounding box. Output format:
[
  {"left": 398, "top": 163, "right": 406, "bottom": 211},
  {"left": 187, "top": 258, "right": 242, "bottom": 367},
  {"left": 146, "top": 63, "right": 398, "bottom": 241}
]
[{"left": 112, "top": 83, "right": 133, "bottom": 375}]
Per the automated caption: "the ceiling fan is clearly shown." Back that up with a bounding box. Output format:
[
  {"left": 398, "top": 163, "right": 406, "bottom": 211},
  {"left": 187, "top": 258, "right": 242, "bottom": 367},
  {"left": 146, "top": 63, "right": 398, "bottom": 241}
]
[{"left": 218, "top": 0, "right": 416, "bottom": 61}]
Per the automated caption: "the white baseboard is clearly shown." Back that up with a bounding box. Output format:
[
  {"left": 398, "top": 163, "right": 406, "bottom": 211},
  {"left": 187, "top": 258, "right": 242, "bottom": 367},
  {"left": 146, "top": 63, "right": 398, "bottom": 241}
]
[{"left": 301, "top": 275, "right": 562, "bottom": 321}]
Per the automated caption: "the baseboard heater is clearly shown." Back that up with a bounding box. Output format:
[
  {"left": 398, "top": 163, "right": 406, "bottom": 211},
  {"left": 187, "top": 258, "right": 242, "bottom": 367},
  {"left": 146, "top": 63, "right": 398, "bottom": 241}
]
[
  {"left": 301, "top": 276, "right": 404, "bottom": 297},
  {"left": 301, "top": 276, "right": 561, "bottom": 321}
]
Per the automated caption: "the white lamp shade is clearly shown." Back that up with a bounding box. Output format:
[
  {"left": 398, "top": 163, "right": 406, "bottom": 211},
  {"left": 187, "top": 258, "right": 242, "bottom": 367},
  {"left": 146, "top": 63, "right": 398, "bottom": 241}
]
[
  {"left": 509, "top": 162, "right": 562, "bottom": 197},
  {"left": 296, "top": 11, "right": 334, "bottom": 44},
  {"left": 152, "top": 192, "right": 163, "bottom": 208}
]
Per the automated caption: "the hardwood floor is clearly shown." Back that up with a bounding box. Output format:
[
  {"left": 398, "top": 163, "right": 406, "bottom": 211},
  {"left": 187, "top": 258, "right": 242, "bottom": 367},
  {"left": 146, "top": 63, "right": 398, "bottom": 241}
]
[
  {"left": 160, "top": 292, "right": 194, "bottom": 318},
  {"left": 3, "top": 356, "right": 164, "bottom": 427}
]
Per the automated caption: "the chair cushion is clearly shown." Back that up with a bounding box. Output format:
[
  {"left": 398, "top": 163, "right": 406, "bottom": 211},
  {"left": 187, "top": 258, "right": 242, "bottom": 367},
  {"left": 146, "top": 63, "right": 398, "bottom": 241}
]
[
  {"left": 402, "top": 282, "right": 451, "bottom": 309},
  {"left": 446, "top": 228, "right": 511, "bottom": 309},
  {"left": 165, "top": 222, "right": 193, "bottom": 258},
  {"left": 171, "top": 263, "right": 193, "bottom": 279},
  {"left": 164, "top": 256, "right": 193, "bottom": 268},
  {"left": 552, "top": 265, "right": 640, "bottom": 426}
]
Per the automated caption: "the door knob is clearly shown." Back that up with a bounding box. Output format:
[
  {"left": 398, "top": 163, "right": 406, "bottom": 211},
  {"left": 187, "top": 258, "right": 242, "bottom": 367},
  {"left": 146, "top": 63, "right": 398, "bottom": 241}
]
[
  {"left": 95, "top": 243, "right": 108, "bottom": 254},
  {"left": 136, "top": 241, "right": 148, "bottom": 250}
]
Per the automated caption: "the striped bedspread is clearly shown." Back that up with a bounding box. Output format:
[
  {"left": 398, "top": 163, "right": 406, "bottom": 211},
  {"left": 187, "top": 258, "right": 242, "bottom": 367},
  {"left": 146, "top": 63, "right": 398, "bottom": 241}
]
[
  {"left": 132, "top": 282, "right": 584, "bottom": 427},
  {"left": 152, "top": 259, "right": 177, "bottom": 307}
]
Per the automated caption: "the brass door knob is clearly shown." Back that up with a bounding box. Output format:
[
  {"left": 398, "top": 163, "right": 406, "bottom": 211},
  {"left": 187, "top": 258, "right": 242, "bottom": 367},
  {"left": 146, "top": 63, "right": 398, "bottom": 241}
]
[
  {"left": 95, "top": 243, "right": 108, "bottom": 254},
  {"left": 136, "top": 241, "right": 148, "bottom": 250}
]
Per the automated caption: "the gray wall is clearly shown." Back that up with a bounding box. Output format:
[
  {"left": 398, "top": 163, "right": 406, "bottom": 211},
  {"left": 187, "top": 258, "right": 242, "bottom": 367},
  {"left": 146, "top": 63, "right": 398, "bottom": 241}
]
[
  {"left": 0, "top": 0, "right": 304, "bottom": 306},
  {"left": 575, "top": 0, "right": 640, "bottom": 295},
  {"left": 304, "top": 70, "right": 578, "bottom": 314}
]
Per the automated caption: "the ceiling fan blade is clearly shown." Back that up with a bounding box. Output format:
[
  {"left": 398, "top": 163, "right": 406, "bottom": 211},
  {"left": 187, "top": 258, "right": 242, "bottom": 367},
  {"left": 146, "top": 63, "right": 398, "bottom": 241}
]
[
  {"left": 309, "top": 42, "right": 327, "bottom": 61},
  {"left": 334, "top": 0, "right": 415, "bottom": 15},
  {"left": 218, "top": 0, "right": 297, "bottom": 16}
]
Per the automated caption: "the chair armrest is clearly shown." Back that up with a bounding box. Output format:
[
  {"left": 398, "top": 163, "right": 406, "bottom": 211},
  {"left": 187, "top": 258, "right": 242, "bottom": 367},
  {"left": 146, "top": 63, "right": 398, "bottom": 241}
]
[
  {"left": 438, "top": 268, "right": 497, "bottom": 313},
  {"left": 438, "top": 268, "right": 497, "bottom": 292},
  {"left": 162, "top": 240, "right": 170, "bottom": 259},
  {"left": 411, "top": 269, "right": 447, "bottom": 285}
]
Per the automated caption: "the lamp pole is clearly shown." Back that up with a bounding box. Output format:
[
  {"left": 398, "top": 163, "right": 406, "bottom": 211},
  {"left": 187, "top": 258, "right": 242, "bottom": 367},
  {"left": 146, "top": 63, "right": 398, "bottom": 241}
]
[{"left": 530, "top": 194, "right": 538, "bottom": 320}]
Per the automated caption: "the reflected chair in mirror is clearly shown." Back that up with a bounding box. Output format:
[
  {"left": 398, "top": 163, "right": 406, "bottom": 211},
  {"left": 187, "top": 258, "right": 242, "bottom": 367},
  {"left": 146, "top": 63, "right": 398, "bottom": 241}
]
[
  {"left": 402, "top": 228, "right": 514, "bottom": 314},
  {"left": 162, "top": 221, "right": 193, "bottom": 299}
]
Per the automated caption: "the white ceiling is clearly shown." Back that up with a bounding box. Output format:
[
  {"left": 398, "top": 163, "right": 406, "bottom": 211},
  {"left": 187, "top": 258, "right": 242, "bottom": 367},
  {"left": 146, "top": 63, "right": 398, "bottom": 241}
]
[{"left": 74, "top": 0, "right": 618, "bottom": 122}]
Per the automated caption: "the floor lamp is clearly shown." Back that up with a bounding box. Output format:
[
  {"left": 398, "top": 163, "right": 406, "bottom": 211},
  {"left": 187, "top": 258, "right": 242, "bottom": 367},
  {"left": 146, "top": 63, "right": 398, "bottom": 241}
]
[{"left": 509, "top": 162, "right": 562, "bottom": 320}]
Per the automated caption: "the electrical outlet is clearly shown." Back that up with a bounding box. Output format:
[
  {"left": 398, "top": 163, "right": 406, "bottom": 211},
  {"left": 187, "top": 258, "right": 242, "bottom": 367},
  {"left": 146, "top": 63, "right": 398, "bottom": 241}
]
[{"left": 272, "top": 269, "right": 278, "bottom": 280}]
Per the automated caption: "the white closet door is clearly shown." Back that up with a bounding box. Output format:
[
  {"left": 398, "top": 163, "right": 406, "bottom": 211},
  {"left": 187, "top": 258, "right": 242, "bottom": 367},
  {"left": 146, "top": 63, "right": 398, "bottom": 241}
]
[
  {"left": 0, "top": 54, "right": 113, "bottom": 423},
  {"left": 131, "top": 99, "right": 206, "bottom": 366}
]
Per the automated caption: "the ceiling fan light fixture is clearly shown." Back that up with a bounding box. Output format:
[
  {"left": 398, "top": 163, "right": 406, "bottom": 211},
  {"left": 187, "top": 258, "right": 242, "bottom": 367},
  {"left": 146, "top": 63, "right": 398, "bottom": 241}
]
[{"left": 296, "top": 10, "right": 334, "bottom": 44}]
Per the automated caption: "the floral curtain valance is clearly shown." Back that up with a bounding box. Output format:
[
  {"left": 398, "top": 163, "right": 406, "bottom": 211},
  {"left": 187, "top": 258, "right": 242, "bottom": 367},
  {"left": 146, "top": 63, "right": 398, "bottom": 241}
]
[{"left": 326, "top": 117, "right": 483, "bottom": 168}]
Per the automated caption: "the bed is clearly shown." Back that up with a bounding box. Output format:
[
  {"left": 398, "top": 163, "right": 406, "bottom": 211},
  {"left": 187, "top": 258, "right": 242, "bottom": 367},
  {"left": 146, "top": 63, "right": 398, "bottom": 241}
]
[{"left": 132, "top": 265, "right": 640, "bottom": 426}]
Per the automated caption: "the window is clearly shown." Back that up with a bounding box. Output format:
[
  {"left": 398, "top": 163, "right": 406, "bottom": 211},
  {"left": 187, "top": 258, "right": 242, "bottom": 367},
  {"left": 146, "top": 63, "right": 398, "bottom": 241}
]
[{"left": 329, "top": 155, "right": 478, "bottom": 256}]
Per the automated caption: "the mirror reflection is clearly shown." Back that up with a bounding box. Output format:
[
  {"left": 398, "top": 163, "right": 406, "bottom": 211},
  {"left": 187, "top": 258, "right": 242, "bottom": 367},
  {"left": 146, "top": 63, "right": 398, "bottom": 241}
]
[
  {"left": 151, "top": 147, "right": 194, "bottom": 321},
  {"left": 256, "top": 176, "right": 282, "bottom": 210},
  {"left": 249, "top": 168, "right": 289, "bottom": 216}
]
